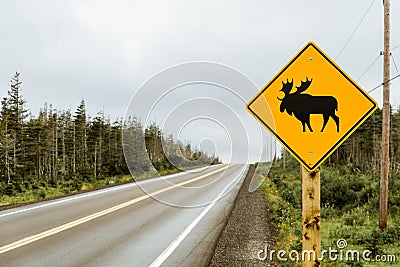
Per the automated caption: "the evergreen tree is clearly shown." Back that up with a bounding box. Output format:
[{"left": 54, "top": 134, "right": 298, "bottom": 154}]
[
  {"left": 1, "top": 72, "right": 28, "bottom": 182},
  {"left": 74, "top": 100, "right": 89, "bottom": 178},
  {"left": 0, "top": 97, "right": 12, "bottom": 183}
]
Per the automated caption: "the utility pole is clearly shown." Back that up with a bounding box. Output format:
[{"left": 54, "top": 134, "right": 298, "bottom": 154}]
[{"left": 380, "top": 0, "right": 390, "bottom": 230}]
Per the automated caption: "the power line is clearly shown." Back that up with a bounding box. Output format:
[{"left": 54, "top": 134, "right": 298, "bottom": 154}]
[
  {"left": 335, "top": 0, "right": 376, "bottom": 59},
  {"left": 357, "top": 53, "right": 382, "bottom": 81},
  {"left": 392, "top": 44, "right": 400, "bottom": 50},
  {"left": 368, "top": 74, "right": 400, "bottom": 93},
  {"left": 390, "top": 53, "right": 400, "bottom": 75},
  {"left": 368, "top": 84, "right": 382, "bottom": 93}
]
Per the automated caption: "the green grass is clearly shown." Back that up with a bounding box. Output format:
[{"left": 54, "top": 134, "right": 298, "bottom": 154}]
[
  {"left": 0, "top": 174, "right": 134, "bottom": 206},
  {"left": 321, "top": 216, "right": 399, "bottom": 266}
]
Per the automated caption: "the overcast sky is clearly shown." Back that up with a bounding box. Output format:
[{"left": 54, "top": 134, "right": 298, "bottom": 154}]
[{"left": 1, "top": 0, "right": 399, "bottom": 162}]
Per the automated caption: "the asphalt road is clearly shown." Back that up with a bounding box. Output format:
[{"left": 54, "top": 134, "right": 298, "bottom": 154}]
[{"left": 0, "top": 164, "right": 248, "bottom": 267}]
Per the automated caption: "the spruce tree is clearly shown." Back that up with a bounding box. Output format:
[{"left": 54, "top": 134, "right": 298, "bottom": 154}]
[{"left": 2, "top": 72, "right": 28, "bottom": 182}]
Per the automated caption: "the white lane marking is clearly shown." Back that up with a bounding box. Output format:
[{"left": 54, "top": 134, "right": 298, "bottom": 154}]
[
  {"left": 0, "top": 165, "right": 230, "bottom": 254},
  {"left": 149, "top": 164, "right": 248, "bottom": 267},
  {"left": 0, "top": 164, "right": 224, "bottom": 219}
]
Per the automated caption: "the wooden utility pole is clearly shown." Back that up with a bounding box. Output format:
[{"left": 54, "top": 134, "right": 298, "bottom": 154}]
[
  {"left": 380, "top": 0, "right": 390, "bottom": 231},
  {"left": 301, "top": 166, "right": 320, "bottom": 267}
]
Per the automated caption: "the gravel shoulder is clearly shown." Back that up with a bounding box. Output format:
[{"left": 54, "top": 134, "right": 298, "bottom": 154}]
[{"left": 209, "top": 164, "right": 276, "bottom": 267}]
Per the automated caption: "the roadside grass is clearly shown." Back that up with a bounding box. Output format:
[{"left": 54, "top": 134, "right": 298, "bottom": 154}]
[
  {"left": 261, "top": 156, "right": 400, "bottom": 266},
  {"left": 0, "top": 164, "right": 213, "bottom": 207},
  {"left": 259, "top": 175, "right": 302, "bottom": 260},
  {"left": 0, "top": 174, "right": 134, "bottom": 206}
]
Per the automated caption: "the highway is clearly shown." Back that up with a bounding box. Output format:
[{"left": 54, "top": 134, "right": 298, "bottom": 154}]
[{"left": 0, "top": 164, "right": 248, "bottom": 267}]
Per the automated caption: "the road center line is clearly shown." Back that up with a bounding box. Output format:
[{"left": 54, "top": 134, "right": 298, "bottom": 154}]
[
  {"left": 0, "top": 165, "right": 222, "bottom": 219},
  {"left": 149, "top": 164, "right": 248, "bottom": 267},
  {"left": 0, "top": 165, "right": 229, "bottom": 254}
]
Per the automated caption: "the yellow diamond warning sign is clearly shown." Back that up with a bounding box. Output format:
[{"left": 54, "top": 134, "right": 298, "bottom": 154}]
[{"left": 246, "top": 42, "right": 378, "bottom": 171}]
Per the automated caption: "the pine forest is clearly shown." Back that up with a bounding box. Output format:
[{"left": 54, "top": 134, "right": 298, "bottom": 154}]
[{"left": 0, "top": 72, "right": 218, "bottom": 203}]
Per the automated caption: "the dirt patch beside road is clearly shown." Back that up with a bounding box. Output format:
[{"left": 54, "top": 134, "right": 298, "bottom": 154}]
[{"left": 209, "top": 164, "right": 276, "bottom": 267}]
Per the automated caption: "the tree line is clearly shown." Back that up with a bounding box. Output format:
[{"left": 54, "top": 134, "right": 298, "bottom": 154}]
[
  {"left": 0, "top": 72, "right": 218, "bottom": 191},
  {"left": 328, "top": 106, "right": 400, "bottom": 176}
]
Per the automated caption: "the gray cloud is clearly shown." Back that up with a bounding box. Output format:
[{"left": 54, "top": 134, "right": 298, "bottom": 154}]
[{"left": 0, "top": 0, "right": 399, "bottom": 162}]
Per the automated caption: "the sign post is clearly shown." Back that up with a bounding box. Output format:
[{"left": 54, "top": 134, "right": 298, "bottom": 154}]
[
  {"left": 246, "top": 42, "right": 377, "bottom": 266},
  {"left": 301, "top": 166, "right": 320, "bottom": 266}
]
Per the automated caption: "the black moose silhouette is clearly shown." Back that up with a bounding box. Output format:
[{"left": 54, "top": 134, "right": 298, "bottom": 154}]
[{"left": 277, "top": 78, "right": 339, "bottom": 132}]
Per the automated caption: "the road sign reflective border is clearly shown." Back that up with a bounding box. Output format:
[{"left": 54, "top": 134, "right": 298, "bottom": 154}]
[{"left": 246, "top": 42, "right": 378, "bottom": 171}]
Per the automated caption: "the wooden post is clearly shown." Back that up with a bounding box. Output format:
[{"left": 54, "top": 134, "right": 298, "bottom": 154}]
[
  {"left": 380, "top": 0, "right": 390, "bottom": 231},
  {"left": 301, "top": 166, "right": 320, "bottom": 267}
]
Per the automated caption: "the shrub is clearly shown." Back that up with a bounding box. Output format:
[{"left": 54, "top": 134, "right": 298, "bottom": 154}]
[{"left": 342, "top": 206, "right": 369, "bottom": 226}]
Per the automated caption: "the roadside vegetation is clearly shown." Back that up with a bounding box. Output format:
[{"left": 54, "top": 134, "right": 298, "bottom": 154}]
[
  {"left": 261, "top": 107, "right": 400, "bottom": 266},
  {"left": 0, "top": 72, "right": 219, "bottom": 207},
  {"left": 262, "top": 155, "right": 400, "bottom": 266}
]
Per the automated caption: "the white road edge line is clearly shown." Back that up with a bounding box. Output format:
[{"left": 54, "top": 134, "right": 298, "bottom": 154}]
[
  {"left": 149, "top": 164, "right": 249, "bottom": 267},
  {"left": 0, "top": 165, "right": 230, "bottom": 254},
  {"left": 0, "top": 164, "right": 224, "bottom": 219}
]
